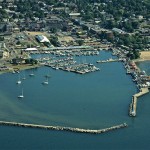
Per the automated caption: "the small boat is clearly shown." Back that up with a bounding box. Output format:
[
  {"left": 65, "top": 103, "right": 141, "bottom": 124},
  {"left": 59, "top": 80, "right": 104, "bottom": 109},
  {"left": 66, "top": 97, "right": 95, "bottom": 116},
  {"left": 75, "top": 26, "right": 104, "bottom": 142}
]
[
  {"left": 43, "top": 81, "right": 48, "bottom": 85},
  {"left": 22, "top": 77, "right": 26, "bottom": 80},
  {"left": 22, "top": 73, "right": 26, "bottom": 80},
  {"left": 29, "top": 73, "right": 34, "bottom": 76},
  {"left": 16, "top": 70, "right": 20, "bottom": 73},
  {"left": 17, "top": 80, "right": 21, "bottom": 84},
  {"left": 42, "top": 78, "right": 48, "bottom": 85},
  {"left": 29, "top": 69, "right": 35, "bottom": 76},
  {"left": 18, "top": 89, "right": 24, "bottom": 98},
  {"left": 12, "top": 70, "right": 16, "bottom": 74},
  {"left": 16, "top": 75, "right": 21, "bottom": 84}
]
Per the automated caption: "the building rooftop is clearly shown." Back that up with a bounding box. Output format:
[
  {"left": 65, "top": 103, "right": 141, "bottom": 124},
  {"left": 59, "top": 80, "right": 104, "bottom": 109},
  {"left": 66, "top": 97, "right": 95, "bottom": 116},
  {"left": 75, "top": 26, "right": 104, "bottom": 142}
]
[
  {"left": 24, "top": 48, "right": 38, "bottom": 51},
  {"left": 35, "top": 35, "right": 50, "bottom": 43}
]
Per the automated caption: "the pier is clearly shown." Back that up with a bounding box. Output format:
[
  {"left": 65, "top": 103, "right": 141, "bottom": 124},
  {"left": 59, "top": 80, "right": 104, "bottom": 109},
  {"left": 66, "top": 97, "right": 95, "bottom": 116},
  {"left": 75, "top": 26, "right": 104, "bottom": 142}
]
[
  {"left": 0, "top": 121, "right": 127, "bottom": 134},
  {"left": 129, "top": 88, "right": 149, "bottom": 117},
  {"left": 45, "top": 57, "right": 100, "bottom": 74},
  {"left": 96, "top": 58, "right": 122, "bottom": 63}
]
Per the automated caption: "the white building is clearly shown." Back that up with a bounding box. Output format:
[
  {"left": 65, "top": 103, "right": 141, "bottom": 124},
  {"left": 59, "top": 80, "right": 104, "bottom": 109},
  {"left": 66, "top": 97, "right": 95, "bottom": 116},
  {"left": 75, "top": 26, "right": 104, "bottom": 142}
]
[
  {"left": 112, "top": 28, "right": 125, "bottom": 34},
  {"left": 24, "top": 48, "right": 38, "bottom": 51},
  {"left": 35, "top": 35, "right": 50, "bottom": 43}
]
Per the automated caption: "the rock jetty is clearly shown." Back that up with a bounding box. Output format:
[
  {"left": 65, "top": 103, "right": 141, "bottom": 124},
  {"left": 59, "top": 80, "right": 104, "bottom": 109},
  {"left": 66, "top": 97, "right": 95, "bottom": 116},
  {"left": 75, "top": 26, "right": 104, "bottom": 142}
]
[{"left": 0, "top": 121, "right": 127, "bottom": 134}]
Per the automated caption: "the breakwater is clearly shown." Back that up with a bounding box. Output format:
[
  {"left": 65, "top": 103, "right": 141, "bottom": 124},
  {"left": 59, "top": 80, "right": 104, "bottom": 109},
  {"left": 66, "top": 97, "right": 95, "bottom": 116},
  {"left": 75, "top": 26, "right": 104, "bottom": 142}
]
[
  {"left": 129, "top": 88, "right": 149, "bottom": 117},
  {"left": 0, "top": 121, "right": 127, "bottom": 134}
]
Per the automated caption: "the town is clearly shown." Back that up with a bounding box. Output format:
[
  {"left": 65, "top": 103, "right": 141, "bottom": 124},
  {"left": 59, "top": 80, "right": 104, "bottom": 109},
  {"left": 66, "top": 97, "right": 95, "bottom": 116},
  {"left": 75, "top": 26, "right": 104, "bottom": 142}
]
[
  {"left": 0, "top": 0, "right": 149, "bottom": 68},
  {"left": 0, "top": 0, "right": 149, "bottom": 85}
]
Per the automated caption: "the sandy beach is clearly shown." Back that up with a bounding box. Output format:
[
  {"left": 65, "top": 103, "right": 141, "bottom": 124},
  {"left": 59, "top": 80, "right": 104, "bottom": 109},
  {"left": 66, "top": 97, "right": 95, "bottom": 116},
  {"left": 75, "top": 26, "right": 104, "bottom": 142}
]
[
  {"left": 134, "top": 51, "right": 150, "bottom": 62},
  {"left": 140, "top": 51, "right": 150, "bottom": 60}
]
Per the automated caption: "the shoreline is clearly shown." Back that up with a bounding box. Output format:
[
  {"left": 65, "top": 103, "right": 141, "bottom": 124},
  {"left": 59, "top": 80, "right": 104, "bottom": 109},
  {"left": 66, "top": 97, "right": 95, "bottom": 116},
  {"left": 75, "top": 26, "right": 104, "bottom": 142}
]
[
  {"left": 0, "top": 64, "right": 42, "bottom": 75},
  {"left": 133, "top": 58, "right": 150, "bottom": 62},
  {"left": 1, "top": 50, "right": 150, "bottom": 75}
]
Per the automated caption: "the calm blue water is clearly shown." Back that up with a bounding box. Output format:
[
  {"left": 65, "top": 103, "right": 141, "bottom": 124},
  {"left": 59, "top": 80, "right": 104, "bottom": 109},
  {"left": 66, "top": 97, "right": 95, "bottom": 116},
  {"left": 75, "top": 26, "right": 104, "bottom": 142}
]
[
  {"left": 0, "top": 51, "right": 150, "bottom": 150},
  {"left": 136, "top": 61, "right": 150, "bottom": 75}
]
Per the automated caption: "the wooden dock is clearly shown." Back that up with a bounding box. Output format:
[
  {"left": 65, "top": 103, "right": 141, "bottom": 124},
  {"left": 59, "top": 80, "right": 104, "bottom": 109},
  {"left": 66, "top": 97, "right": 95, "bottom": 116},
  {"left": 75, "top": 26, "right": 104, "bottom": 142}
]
[
  {"left": 0, "top": 121, "right": 127, "bottom": 134},
  {"left": 96, "top": 58, "right": 121, "bottom": 63},
  {"left": 129, "top": 88, "right": 149, "bottom": 117}
]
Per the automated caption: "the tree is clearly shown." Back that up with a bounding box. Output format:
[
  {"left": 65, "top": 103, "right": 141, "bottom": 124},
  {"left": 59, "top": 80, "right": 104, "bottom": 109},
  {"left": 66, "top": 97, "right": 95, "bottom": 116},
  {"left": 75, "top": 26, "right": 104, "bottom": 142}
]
[
  {"left": 16, "top": 41, "right": 21, "bottom": 45},
  {"left": 51, "top": 28, "right": 57, "bottom": 33},
  {"left": 133, "top": 50, "right": 140, "bottom": 59},
  {"left": 0, "top": 37, "right": 4, "bottom": 41},
  {"left": 50, "top": 36, "right": 59, "bottom": 46},
  {"left": 123, "top": 37, "right": 131, "bottom": 46},
  {"left": 132, "top": 21, "right": 140, "bottom": 29},
  {"left": 25, "top": 58, "right": 38, "bottom": 64},
  {"left": 127, "top": 49, "right": 140, "bottom": 59},
  {"left": 25, "top": 59, "right": 30, "bottom": 64},
  {"left": 77, "top": 40, "right": 84, "bottom": 46}
]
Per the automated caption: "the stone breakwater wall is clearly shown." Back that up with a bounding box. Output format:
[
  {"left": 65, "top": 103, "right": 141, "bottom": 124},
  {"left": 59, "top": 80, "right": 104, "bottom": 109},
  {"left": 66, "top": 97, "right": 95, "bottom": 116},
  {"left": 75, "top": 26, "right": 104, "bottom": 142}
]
[{"left": 0, "top": 121, "right": 127, "bottom": 134}]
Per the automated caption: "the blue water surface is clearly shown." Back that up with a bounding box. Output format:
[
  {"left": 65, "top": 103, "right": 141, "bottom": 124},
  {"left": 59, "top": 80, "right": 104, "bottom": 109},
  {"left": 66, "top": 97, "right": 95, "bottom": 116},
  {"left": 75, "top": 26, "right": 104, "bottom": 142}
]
[{"left": 0, "top": 51, "right": 149, "bottom": 150}]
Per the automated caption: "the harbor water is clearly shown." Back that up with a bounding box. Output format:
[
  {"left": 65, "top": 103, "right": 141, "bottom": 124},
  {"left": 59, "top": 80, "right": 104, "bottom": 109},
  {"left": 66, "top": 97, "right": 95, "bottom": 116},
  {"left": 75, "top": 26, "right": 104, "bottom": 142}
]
[{"left": 0, "top": 51, "right": 150, "bottom": 149}]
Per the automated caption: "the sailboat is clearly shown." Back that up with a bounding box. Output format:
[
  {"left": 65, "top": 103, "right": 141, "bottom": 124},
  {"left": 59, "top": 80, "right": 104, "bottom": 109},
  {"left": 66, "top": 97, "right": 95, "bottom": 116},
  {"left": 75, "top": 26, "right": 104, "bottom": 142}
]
[
  {"left": 22, "top": 73, "right": 26, "bottom": 80},
  {"left": 16, "top": 75, "right": 21, "bottom": 84},
  {"left": 44, "top": 69, "right": 51, "bottom": 78},
  {"left": 45, "top": 72, "right": 51, "bottom": 78},
  {"left": 29, "top": 70, "right": 34, "bottom": 76},
  {"left": 42, "top": 77, "right": 48, "bottom": 85},
  {"left": 18, "top": 89, "right": 24, "bottom": 98}
]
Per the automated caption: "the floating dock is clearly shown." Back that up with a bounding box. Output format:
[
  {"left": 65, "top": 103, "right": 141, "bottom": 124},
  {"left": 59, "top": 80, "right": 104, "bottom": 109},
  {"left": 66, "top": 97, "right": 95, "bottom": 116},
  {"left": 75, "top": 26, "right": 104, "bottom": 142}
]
[
  {"left": 96, "top": 58, "right": 121, "bottom": 63},
  {"left": 0, "top": 121, "right": 127, "bottom": 134},
  {"left": 129, "top": 88, "right": 149, "bottom": 117}
]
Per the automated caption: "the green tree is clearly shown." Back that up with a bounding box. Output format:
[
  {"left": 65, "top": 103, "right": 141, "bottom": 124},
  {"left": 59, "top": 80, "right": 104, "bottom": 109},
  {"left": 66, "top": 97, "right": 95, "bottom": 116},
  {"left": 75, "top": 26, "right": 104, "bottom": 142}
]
[
  {"left": 77, "top": 40, "right": 84, "bottom": 46},
  {"left": 0, "top": 37, "right": 4, "bottom": 41}
]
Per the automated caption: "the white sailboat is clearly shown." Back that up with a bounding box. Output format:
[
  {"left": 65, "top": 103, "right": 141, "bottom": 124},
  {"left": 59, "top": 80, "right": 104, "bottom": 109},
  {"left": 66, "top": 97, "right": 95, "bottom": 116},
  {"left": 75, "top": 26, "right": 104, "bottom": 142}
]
[
  {"left": 29, "top": 70, "right": 34, "bottom": 76},
  {"left": 29, "top": 73, "right": 34, "bottom": 76},
  {"left": 18, "top": 89, "right": 24, "bottom": 98},
  {"left": 22, "top": 72, "right": 26, "bottom": 80},
  {"left": 16, "top": 75, "right": 21, "bottom": 84},
  {"left": 42, "top": 77, "right": 48, "bottom": 85}
]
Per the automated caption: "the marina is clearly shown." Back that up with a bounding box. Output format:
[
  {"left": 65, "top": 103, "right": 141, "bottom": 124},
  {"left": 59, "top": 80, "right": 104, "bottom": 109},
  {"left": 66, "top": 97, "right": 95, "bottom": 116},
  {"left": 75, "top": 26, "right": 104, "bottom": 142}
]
[{"left": 44, "top": 57, "right": 100, "bottom": 74}]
